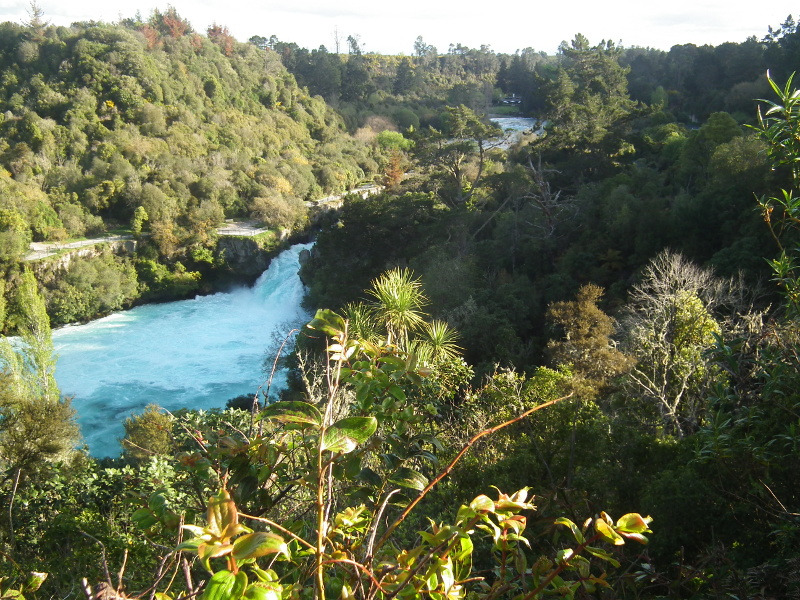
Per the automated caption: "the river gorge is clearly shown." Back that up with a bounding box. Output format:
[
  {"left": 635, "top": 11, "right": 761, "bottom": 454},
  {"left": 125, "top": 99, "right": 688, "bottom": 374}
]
[{"left": 51, "top": 117, "right": 537, "bottom": 458}]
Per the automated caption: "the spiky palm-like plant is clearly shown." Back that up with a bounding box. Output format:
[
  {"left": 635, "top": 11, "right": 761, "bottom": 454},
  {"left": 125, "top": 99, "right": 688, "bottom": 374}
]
[
  {"left": 366, "top": 268, "right": 428, "bottom": 348},
  {"left": 413, "top": 319, "right": 462, "bottom": 365},
  {"left": 342, "top": 301, "right": 380, "bottom": 344}
]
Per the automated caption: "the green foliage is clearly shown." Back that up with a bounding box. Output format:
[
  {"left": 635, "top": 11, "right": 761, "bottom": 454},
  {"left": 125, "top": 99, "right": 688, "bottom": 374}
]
[
  {"left": 366, "top": 267, "right": 429, "bottom": 347},
  {"left": 0, "top": 13, "right": 380, "bottom": 311},
  {"left": 754, "top": 72, "right": 800, "bottom": 315},
  {"left": 412, "top": 105, "right": 502, "bottom": 207},
  {"left": 0, "top": 270, "right": 79, "bottom": 477},
  {"left": 163, "top": 306, "right": 651, "bottom": 600},
  {"left": 249, "top": 193, "right": 307, "bottom": 231},
  {"left": 546, "top": 284, "right": 633, "bottom": 399},
  {"left": 622, "top": 251, "right": 728, "bottom": 436},
  {"left": 122, "top": 403, "right": 175, "bottom": 462},
  {"left": 0, "top": 207, "right": 31, "bottom": 263},
  {"left": 44, "top": 249, "right": 138, "bottom": 325}
]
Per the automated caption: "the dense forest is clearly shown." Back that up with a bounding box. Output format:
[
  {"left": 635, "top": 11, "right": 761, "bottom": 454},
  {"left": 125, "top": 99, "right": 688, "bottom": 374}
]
[{"left": 0, "top": 6, "right": 799, "bottom": 600}]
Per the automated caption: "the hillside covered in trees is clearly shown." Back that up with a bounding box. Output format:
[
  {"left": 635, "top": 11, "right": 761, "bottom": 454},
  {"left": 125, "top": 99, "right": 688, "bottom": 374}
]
[{"left": 0, "top": 7, "right": 799, "bottom": 600}]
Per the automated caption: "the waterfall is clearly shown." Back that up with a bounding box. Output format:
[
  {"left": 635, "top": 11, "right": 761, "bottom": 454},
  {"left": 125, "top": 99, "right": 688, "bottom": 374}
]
[{"left": 53, "top": 243, "right": 313, "bottom": 457}]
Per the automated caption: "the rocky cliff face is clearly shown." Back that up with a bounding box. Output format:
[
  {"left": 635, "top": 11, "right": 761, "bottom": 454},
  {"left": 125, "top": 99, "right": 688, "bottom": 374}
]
[{"left": 214, "top": 236, "right": 276, "bottom": 277}]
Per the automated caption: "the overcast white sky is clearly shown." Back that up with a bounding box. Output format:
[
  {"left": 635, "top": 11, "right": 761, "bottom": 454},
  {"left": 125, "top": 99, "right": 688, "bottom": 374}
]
[{"left": 0, "top": 0, "right": 796, "bottom": 55}]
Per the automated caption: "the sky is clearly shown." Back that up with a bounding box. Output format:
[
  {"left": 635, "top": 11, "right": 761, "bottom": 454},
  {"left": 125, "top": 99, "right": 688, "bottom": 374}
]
[{"left": 1, "top": 0, "right": 797, "bottom": 55}]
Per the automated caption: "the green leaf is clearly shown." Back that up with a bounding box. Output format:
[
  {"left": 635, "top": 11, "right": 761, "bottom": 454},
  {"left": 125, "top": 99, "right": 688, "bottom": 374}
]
[
  {"left": 132, "top": 508, "right": 158, "bottom": 530},
  {"left": 23, "top": 572, "right": 47, "bottom": 593},
  {"left": 244, "top": 583, "right": 282, "bottom": 600},
  {"left": 231, "top": 572, "right": 248, "bottom": 600},
  {"left": 585, "top": 546, "right": 621, "bottom": 568},
  {"left": 469, "top": 495, "right": 495, "bottom": 513},
  {"left": 357, "top": 467, "right": 383, "bottom": 488},
  {"left": 321, "top": 417, "right": 377, "bottom": 454},
  {"left": 388, "top": 467, "right": 428, "bottom": 491},
  {"left": 232, "top": 532, "right": 290, "bottom": 561},
  {"left": 555, "top": 517, "right": 584, "bottom": 544},
  {"left": 260, "top": 401, "right": 322, "bottom": 427},
  {"left": 615, "top": 513, "right": 652, "bottom": 534},
  {"left": 201, "top": 570, "right": 237, "bottom": 600},
  {"left": 148, "top": 493, "right": 168, "bottom": 515},
  {"left": 387, "top": 384, "right": 406, "bottom": 402},
  {"left": 307, "top": 309, "right": 346, "bottom": 338}
]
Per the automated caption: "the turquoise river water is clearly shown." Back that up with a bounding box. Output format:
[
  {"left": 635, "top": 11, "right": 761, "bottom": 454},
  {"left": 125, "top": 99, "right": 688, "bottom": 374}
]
[{"left": 53, "top": 243, "right": 312, "bottom": 457}]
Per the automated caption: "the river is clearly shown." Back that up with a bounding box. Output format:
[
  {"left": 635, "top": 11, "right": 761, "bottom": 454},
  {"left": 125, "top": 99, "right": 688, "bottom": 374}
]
[
  {"left": 490, "top": 116, "right": 539, "bottom": 148},
  {"left": 53, "top": 243, "right": 312, "bottom": 458}
]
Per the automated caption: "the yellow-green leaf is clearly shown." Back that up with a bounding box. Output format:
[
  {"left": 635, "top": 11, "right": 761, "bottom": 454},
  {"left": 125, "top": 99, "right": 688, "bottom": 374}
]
[
  {"left": 615, "top": 513, "right": 653, "bottom": 534},
  {"left": 321, "top": 417, "right": 377, "bottom": 453},
  {"left": 232, "top": 532, "right": 290, "bottom": 561},
  {"left": 594, "top": 518, "right": 624, "bottom": 546},
  {"left": 470, "top": 495, "right": 495, "bottom": 513},
  {"left": 260, "top": 401, "right": 322, "bottom": 427},
  {"left": 555, "top": 517, "right": 584, "bottom": 544}
]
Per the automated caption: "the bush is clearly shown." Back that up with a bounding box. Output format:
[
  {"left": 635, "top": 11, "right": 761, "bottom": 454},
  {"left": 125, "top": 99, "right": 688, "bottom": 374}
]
[{"left": 121, "top": 404, "right": 174, "bottom": 462}]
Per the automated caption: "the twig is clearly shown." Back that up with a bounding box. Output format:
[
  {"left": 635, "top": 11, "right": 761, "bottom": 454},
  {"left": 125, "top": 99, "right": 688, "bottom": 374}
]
[
  {"left": 79, "top": 530, "right": 113, "bottom": 587},
  {"left": 320, "top": 559, "right": 389, "bottom": 593},
  {"left": 237, "top": 512, "right": 316, "bottom": 551},
  {"left": 116, "top": 549, "right": 128, "bottom": 593},
  {"left": 81, "top": 578, "right": 93, "bottom": 600},
  {"left": 375, "top": 393, "right": 573, "bottom": 549},
  {"left": 364, "top": 489, "right": 401, "bottom": 564},
  {"left": 7, "top": 468, "right": 20, "bottom": 548},
  {"left": 257, "top": 328, "right": 300, "bottom": 436},
  {"left": 182, "top": 557, "right": 194, "bottom": 595}
]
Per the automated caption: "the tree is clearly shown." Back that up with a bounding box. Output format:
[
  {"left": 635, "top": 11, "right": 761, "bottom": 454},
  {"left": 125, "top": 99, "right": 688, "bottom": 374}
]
[
  {"left": 413, "top": 105, "right": 501, "bottom": 207},
  {"left": 393, "top": 57, "right": 415, "bottom": 95},
  {"left": 341, "top": 53, "right": 371, "bottom": 101},
  {"left": 754, "top": 72, "right": 800, "bottom": 314},
  {"left": 23, "top": 0, "right": 48, "bottom": 39},
  {"left": 546, "top": 284, "right": 632, "bottom": 399},
  {"left": 366, "top": 267, "right": 428, "bottom": 348},
  {"left": 620, "top": 251, "right": 731, "bottom": 437},
  {"left": 0, "top": 271, "right": 79, "bottom": 478},
  {"left": 0, "top": 208, "right": 32, "bottom": 264},
  {"left": 534, "top": 36, "right": 637, "bottom": 178}
]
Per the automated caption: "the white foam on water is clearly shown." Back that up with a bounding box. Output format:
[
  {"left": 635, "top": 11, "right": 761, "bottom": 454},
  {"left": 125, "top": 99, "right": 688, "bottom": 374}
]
[{"left": 53, "top": 243, "right": 313, "bottom": 457}]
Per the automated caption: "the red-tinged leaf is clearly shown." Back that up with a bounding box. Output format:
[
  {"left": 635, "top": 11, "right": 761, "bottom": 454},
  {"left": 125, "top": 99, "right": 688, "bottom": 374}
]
[
  {"left": 619, "top": 531, "right": 649, "bottom": 544},
  {"left": 494, "top": 487, "right": 535, "bottom": 511},
  {"left": 199, "top": 541, "right": 234, "bottom": 560},
  {"left": 207, "top": 489, "right": 239, "bottom": 539},
  {"left": 615, "top": 513, "right": 653, "bottom": 534}
]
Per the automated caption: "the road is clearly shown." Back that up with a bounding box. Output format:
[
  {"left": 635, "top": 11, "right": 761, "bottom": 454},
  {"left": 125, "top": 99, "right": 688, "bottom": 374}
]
[
  {"left": 24, "top": 235, "right": 134, "bottom": 261},
  {"left": 24, "top": 183, "right": 384, "bottom": 261}
]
